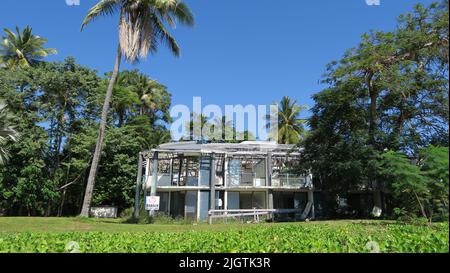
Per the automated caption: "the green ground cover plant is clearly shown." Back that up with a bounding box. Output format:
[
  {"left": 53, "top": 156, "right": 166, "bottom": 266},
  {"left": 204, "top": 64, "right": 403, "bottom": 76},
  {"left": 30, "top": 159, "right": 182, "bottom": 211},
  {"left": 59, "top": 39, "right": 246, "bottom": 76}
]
[{"left": 0, "top": 218, "right": 447, "bottom": 253}]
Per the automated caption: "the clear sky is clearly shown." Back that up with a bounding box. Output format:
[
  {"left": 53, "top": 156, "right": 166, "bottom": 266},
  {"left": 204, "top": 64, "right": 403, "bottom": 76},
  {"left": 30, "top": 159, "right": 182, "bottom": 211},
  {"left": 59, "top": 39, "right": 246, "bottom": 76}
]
[{"left": 0, "top": 0, "right": 436, "bottom": 118}]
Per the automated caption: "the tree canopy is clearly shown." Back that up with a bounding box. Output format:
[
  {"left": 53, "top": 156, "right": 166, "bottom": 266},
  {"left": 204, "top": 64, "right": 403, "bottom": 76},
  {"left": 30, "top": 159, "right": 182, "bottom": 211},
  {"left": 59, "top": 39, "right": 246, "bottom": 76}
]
[
  {"left": 303, "top": 1, "right": 448, "bottom": 217},
  {"left": 0, "top": 58, "right": 173, "bottom": 216}
]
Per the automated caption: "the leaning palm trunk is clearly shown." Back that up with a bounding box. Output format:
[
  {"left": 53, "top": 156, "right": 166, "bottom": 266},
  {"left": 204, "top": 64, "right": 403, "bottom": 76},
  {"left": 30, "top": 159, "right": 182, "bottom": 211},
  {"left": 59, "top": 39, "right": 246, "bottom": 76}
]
[
  {"left": 80, "top": 45, "right": 122, "bottom": 217},
  {"left": 79, "top": 0, "right": 194, "bottom": 217}
]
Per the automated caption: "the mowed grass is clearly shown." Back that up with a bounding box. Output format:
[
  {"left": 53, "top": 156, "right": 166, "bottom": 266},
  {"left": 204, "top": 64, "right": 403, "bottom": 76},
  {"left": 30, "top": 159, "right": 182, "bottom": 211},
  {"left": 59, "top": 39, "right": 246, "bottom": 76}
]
[
  {"left": 0, "top": 217, "right": 248, "bottom": 233},
  {"left": 0, "top": 217, "right": 448, "bottom": 253}
]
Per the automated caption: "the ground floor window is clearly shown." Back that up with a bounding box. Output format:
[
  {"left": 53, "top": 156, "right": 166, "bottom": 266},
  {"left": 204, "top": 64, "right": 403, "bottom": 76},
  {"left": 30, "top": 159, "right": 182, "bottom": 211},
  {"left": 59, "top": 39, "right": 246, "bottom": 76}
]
[
  {"left": 227, "top": 191, "right": 267, "bottom": 210},
  {"left": 156, "top": 192, "right": 170, "bottom": 214},
  {"left": 185, "top": 191, "right": 197, "bottom": 221},
  {"left": 273, "top": 192, "right": 307, "bottom": 209},
  {"left": 169, "top": 191, "right": 185, "bottom": 219}
]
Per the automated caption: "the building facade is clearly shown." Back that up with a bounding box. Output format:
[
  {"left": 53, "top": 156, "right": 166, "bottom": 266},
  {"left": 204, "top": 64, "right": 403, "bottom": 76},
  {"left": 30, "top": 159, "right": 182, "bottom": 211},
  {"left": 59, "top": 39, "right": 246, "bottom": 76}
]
[{"left": 134, "top": 141, "right": 315, "bottom": 222}]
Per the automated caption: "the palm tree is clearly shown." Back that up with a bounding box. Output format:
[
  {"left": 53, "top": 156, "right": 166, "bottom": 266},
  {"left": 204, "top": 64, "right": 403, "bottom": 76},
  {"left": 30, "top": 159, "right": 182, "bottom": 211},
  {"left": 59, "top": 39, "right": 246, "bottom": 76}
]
[
  {"left": 0, "top": 26, "right": 57, "bottom": 69},
  {"left": 79, "top": 0, "right": 194, "bottom": 217},
  {"left": 268, "top": 96, "right": 307, "bottom": 144},
  {"left": 185, "top": 113, "right": 209, "bottom": 141},
  {"left": 210, "top": 116, "right": 234, "bottom": 141},
  {"left": 0, "top": 101, "right": 20, "bottom": 165}
]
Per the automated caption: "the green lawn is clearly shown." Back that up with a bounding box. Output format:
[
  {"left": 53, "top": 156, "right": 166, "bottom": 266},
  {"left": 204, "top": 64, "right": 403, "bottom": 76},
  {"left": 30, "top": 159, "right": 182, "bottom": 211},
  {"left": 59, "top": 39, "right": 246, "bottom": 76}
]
[
  {"left": 0, "top": 217, "right": 250, "bottom": 233},
  {"left": 0, "top": 217, "right": 448, "bottom": 253}
]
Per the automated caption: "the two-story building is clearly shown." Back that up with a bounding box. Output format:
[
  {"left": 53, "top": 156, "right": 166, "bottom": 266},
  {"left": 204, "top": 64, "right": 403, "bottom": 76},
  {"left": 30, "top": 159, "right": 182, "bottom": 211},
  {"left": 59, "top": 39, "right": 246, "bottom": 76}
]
[{"left": 133, "top": 141, "right": 316, "bottom": 222}]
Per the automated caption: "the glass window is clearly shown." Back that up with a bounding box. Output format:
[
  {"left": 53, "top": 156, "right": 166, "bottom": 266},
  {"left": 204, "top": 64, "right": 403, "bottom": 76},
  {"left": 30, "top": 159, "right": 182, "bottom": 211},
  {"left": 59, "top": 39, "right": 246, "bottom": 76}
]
[
  {"left": 227, "top": 192, "right": 240, "bottom": 209},
  {"left": 199, "top": 157, "right": 211, "bottom": 186},
  {"left": 156, "top": 192, "right": 169, "bottom": 214},
  {"left": 252, "top": 192, "right": 266, "bottom": 209},
  {"left": 240, "top": 193, "right": 253, "bottom": 209},
  {"left": 185, "top": 191, "right": 198, "bottom": 221},
  {"left": 186, "top": 158, "right": 200, "bottom": 186},
  {"left": 228, "top": 159, "right": 241, "bottom": 187},
  {"left": 199, "top": 191, "right": 210, "bottom": 221},
  {"left": 170, "top": 191, "right": 185, "bottom": 218}
]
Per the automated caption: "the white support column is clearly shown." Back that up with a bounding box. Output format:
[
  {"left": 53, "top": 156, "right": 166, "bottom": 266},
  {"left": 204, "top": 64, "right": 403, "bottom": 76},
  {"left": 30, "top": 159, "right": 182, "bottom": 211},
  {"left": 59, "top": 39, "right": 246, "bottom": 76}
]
[
  {"left": 266, "top": 153, "right": 272, "bottom": 187},
  {"left": 268, "top": 190, "right": 274, "bottom": 210},
  {"left": 168, "top": 191, "right": 171, "bottom": 216},
  {"left": 210, "top": 154, "right": 216, "bottom": 211},
  {"left": 149, "top": 152, "right": 159, "bottom": 217},
  {"left": 169, "top": 157, "right": 174, "bottom": 186},
  {"left": 150, "top": 152, "right": 159, "bottom": 196},
  {"left": 224, "top": 155, "right": 228, "bottom": 188},
  {"left": 197, "top": 190, "right": 201, "bottom": 222},
  {"left": 224, "top": 190, "right": 228, "bottom": 210},
  {"left": 143, "top": 158, "right": 150, "bottom": 197},
  {"left": 177, "top": 155, "right": 182, "bottom": 186}
]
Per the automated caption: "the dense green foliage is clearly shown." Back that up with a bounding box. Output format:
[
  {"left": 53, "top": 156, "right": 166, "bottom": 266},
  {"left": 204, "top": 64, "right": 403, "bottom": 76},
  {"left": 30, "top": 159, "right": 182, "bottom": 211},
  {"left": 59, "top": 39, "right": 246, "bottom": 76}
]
[
  {"left": 303, "top": 1, "right": 449, "bottom": 218},
  {"left": 79, "top": 0, "right": 195, "bottom": 217},
  {"left": 0, "top": 59, "right": 172, "bottom": 216},
  {"left": 0, "top": 2, "right": 448, "bottom": 221},
  {"left": 377, "top": 146, "right": 449, "bottom": 221},
  {"left": 0, "top": 221, "right": 447, "bottom": 253}
]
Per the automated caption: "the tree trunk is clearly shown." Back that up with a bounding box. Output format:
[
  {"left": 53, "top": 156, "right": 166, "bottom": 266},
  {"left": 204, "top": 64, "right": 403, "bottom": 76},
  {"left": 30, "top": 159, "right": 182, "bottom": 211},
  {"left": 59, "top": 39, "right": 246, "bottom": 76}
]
[
  {"left": 412, "top": 190, "right": 428, "bottom": 220},
  {"left": 366, "top": 72, "right": 377, "bottom": 145},
  {"left": 58, "top": 188, "right": 67, "bottom": 217},
  {"left": 80, "top": 45, "right": 122, "bottom": 217}
]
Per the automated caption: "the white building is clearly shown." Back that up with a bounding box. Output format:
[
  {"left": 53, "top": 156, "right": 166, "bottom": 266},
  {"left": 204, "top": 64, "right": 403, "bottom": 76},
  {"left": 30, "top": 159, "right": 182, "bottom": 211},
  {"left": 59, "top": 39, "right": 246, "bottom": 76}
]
[{"left": 134, "top": 141, "right": 315, "bottom": 222}]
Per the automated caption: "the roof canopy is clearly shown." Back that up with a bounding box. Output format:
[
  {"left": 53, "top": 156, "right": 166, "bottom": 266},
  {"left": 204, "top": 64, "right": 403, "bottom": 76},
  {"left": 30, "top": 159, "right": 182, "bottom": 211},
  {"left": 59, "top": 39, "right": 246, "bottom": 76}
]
[{"left": 148, "top": 141, "right": 302, "bottom": 156}]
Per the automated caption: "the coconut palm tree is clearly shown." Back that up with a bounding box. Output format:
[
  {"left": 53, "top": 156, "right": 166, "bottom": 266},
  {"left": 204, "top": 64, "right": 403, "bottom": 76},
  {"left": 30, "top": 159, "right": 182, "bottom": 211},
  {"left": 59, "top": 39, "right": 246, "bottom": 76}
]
[
  {"left": 0, "top": 101, "right": 20, "bottom": 165},
  {"left": 79, "top": 0, "right": 194, "bottom": 217},
  {"left": 268, "top": 96, "right": 307, "bottom": 144},
  {"left": 210, "top": 116, "right": 234, "bottom": 141},
  {"left": 0, "top": 26, "right": 57, "bottom": 69},
  {"left": 184, "top": 113, "right": 209, "bottom": 141}
]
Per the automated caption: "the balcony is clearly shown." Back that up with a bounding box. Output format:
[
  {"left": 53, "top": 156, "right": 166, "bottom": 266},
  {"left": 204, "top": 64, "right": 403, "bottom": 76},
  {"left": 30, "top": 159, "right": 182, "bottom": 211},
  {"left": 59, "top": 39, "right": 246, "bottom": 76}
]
[
  {"left": 227, "top": 171, "right": 267, "bottom": 188},
  {"left": 272, "top": 173, "right": 311, "bottom": 188}
]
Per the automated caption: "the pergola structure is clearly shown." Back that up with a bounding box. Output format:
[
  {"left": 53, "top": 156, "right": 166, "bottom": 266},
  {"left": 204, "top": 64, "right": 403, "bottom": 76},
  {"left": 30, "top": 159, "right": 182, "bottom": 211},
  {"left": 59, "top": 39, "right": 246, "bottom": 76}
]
[{"left": 134, "top": 141, "right": 315, "bottom": 222}]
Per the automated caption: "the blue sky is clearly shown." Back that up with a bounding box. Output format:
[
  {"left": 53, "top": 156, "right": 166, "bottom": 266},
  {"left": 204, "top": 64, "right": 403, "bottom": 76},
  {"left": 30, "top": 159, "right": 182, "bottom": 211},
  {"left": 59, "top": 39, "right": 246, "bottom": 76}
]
[{"left": 0, "top": 0, "right": 435, "bottom": 121}]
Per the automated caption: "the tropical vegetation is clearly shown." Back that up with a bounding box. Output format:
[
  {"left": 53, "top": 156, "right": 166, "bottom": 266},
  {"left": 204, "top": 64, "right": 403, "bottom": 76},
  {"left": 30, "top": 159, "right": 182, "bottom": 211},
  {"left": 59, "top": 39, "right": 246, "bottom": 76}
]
[
  {"left": 79, "top": 0, "right": 195, "bottom": 217},
  {"left": 0, "top": 1, "right": 448, "bottom": 225},
  {"left": 0, "top": 26, "right": 56, "bottom": 69}
]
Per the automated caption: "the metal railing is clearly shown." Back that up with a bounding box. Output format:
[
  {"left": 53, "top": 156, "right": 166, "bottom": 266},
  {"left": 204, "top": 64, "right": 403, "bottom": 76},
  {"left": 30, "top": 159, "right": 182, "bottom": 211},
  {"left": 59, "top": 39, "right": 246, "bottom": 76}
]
[
  {"left": 272, "top": 174, "right": 310, "bottom": 188},
  {"left": 208, "top": 208, "right": 304, "bottom": 224},
  {"left": 227, "top": 172, "right": 265, "bottom": 187}
]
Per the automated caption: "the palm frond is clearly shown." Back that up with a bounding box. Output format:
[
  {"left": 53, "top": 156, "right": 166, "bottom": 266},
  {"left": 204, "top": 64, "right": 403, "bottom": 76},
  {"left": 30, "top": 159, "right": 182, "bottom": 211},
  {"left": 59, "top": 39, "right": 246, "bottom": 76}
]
[
  {"left": 152, "top": 15, "right": 180, "bottom": 57},
  {"left": 83, "top": 0, "right": 193, "bottom": 62},
  {"left": 81, "top": 0, "right": 121, "bottom": 31},
  {"left": 0, "top": 101, "right": 20, "bottom": 165},
  {"left": 0, "top": 26, "right": 57, "bottom": 68}
]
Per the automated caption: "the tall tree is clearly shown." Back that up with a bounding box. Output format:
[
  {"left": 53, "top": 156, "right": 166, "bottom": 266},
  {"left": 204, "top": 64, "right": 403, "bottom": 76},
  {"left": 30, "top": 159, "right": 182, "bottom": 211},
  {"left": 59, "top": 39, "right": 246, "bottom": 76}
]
[
  {"left": 304, "top": 1, "right": 449, "bottom": 217},
  {"left": 79, "top": 0, "right": 194, "bottom": 217},
  {"left": 0, "top": 26, "right": 56, "bottom": 69}
]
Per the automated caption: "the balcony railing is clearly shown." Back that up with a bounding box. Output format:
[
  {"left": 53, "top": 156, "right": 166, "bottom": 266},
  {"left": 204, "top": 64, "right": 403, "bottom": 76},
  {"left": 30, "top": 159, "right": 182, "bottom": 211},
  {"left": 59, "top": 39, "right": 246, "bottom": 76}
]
[{"left": 272, "top": 174, "right": 310, "bottom": 188}]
